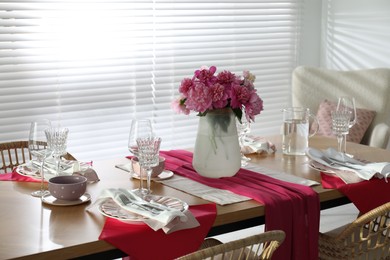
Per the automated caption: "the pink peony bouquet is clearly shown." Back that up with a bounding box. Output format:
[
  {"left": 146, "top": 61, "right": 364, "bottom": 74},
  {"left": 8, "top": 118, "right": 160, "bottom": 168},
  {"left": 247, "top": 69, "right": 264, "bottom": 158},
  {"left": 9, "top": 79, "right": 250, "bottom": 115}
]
[{"left": 172, "top": 66, "right": 263, "bottom": 123}]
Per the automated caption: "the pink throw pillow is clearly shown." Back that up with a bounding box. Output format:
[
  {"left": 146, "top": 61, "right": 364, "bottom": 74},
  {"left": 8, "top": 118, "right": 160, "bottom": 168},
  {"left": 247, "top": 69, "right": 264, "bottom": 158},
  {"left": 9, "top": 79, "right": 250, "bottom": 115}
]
[{"left": 313, "top": 100, "right": 376, "bottom": 143}]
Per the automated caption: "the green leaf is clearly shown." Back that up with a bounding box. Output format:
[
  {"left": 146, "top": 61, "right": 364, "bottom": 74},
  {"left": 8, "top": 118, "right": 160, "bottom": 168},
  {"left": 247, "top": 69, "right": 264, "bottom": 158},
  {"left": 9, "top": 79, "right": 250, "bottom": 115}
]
[{"left": 232, "top": 108, "right": 243, "bottom": 123}]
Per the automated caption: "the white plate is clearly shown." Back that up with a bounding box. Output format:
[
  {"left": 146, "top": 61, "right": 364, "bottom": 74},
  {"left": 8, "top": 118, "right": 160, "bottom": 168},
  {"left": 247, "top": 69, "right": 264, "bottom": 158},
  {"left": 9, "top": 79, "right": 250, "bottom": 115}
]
[
  {"left": 15, "top": 164, "right": 41, "bottom": 180},
  {"left": 42, "top": 193, "right": 91, "bottom": 206},
  {"left": 99, "top": 194, "right": 188, "bottom": 224},
  {"left": 132, "top": 170, "right": 174, "bottom": 181}
]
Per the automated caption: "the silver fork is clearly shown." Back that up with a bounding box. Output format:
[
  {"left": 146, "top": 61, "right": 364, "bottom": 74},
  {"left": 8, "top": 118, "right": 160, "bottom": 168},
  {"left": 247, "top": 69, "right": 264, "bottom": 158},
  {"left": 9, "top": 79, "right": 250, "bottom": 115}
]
[{"left": 118, "top": 193, "right": 163, "bottom": 215}]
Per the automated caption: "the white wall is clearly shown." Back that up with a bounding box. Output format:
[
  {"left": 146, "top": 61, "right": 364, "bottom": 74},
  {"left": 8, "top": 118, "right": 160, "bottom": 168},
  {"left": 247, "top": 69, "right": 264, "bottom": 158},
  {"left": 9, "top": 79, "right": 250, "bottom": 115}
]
[
  {"left": 320, "top": 0, "right": 390, "bottom": 69},
  {"left": 299, "top": 0, "right": 390, "bottom": 69},
  {"left": 298, "top": 0, "right": 322, "bottom": 67}
]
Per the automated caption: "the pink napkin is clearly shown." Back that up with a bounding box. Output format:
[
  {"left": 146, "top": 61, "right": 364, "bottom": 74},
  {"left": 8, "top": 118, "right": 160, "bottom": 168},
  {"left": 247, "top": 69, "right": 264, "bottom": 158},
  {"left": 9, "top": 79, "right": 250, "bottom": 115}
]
[
  {"left": 321, "top": 172, "right": 390, "bottom": 214},
  {"left": 0, "top": 170, "right": 41, "bottom": 182},
  {"left": 99, "top": 203, "right": 216, "bottom": 260},
  {"left": 160, "top": 150, "right": 320, "bottom": 260}
]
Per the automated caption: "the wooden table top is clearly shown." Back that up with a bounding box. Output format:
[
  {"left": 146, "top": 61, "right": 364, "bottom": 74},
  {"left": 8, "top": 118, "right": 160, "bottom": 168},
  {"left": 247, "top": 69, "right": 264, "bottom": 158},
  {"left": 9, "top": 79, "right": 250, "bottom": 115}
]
[{"left": 1, "top": 135, "right": 389, "bottom": 259}]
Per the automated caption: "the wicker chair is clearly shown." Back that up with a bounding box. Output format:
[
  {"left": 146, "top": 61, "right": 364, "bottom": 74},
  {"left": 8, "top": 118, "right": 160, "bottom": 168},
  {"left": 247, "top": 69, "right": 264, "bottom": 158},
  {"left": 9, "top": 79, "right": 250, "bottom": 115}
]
[
  {"left": 0, "top": 141, "right": 76, "bottom": 173},
  {"left": 176, "top": 230, "right": 285, "bottom": 260},
  {"left": 319, "top": 202, "right": 390, "bottom": 259}
]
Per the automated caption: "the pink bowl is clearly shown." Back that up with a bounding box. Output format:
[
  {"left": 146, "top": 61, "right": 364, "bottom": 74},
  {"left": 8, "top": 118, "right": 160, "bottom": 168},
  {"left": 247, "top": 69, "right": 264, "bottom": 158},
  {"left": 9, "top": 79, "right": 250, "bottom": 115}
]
[
  {"left": 131, "top": 156, "right": 165, "bottom": 178},
  {"left": 48, "top": 175, "right": 87, "bottom": 201}
]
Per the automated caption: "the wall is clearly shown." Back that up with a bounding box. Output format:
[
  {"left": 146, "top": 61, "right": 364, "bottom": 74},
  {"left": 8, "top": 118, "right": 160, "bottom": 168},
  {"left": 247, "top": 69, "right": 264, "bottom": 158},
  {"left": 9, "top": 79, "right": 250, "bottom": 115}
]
[
  {"left": 320, "top": 0, "right": 390, "bottom": 69},
  {"left": 298, "top": 0, "right": 322, "bottom": 67},
  {"left": 299, "top": 0, "right": 390, "bottom": 69}
]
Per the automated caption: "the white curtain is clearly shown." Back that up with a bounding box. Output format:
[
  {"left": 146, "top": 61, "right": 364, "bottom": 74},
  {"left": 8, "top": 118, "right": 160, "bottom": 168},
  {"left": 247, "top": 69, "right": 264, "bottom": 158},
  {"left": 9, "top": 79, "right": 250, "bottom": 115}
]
[{"left": 0, "top": 0, "right": 302, "bottom": 161}]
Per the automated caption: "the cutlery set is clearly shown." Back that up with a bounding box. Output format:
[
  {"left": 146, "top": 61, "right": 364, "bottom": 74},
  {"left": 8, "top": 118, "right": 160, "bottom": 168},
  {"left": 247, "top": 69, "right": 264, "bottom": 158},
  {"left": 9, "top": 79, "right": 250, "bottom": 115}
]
[{"left": 118, "top": 193, "right": 164, "bottom": 215}]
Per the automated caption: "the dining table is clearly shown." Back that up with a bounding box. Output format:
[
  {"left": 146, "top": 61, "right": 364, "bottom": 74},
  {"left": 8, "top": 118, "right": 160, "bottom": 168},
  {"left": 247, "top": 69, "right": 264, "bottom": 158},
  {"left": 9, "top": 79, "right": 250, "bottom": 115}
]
[{"left": 1, "top": 135, "right": 389, "bottom": 259}]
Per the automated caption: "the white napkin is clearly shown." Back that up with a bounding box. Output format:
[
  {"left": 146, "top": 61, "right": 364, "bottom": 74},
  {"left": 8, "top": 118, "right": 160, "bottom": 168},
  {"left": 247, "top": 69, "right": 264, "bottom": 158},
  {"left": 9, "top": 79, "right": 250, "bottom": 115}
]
[
  {"left": 307, "top": 147, "right": 390, "bottom": 181},
  {"left": 88, "top": 188, "right": 197, "bottom": 233},
  {"left": 241, "top": 135, "right": 276, "bottom": 155},
  {"left": 160, "top": 175, "right": 251, "bottom": 205},
  {"left": 30, "top": 158, "right": 98, "bottom": 181}
]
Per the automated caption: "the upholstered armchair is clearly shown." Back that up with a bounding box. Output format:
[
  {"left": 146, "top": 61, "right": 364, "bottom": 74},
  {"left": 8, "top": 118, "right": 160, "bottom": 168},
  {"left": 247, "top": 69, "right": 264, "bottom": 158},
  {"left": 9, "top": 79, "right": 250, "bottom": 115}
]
[{"left": 292, "top": 66, "right": 390, "bottom": 149}]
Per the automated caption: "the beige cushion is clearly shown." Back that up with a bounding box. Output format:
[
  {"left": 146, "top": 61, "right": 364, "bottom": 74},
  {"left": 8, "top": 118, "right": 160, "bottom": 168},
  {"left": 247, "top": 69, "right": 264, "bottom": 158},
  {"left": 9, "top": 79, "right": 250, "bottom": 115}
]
[
  {"left": 313, "top": 99, "right": 376, "bottom": 143},
  {"left": 292, "top": 66, "right": 390, "bottom": 148}
]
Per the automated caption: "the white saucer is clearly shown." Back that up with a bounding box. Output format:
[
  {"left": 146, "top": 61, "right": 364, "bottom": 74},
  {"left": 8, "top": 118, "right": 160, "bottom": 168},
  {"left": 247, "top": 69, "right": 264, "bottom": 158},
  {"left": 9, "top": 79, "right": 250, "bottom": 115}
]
[
  {"left": 42, "top": 193, "right": 91, "bottom": 206},
  {"left": 132, "top": 170, "right": 174, "bottom": 181},
  {"left": 15, "top": 164, "right": 41, "bottom": 180}
]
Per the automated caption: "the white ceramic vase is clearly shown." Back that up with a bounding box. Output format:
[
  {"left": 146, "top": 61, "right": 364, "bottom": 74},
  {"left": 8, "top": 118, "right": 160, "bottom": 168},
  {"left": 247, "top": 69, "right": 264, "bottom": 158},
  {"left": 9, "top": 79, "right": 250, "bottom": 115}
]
[{"left": 192, "top": 108, "right": 241, "bottom": 178}]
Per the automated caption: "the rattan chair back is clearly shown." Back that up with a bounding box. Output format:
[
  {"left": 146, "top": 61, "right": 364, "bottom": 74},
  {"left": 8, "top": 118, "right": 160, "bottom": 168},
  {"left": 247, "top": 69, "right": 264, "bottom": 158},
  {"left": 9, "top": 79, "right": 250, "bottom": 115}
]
[
  {"left": 319, "top": 202, "right": 390, "bottom": 259},
  {"left": 0, "top": 141, "right": 76, "bottom": 173},
  {"left": 176, "top": 230, "right": 285, "bottom": 260}
]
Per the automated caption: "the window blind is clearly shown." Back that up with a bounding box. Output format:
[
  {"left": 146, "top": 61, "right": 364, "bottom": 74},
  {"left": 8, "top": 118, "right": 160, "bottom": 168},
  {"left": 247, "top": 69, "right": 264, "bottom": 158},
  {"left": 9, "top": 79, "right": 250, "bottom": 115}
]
[{"left": 0, "top": 0, "right": 302, "bottom": 161}]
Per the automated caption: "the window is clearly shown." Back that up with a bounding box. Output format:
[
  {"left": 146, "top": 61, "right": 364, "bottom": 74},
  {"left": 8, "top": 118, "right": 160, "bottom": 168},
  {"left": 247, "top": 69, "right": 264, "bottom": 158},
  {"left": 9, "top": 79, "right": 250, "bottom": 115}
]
[{"left": 0, "top": 0, "right": 302, "bottom": 161}]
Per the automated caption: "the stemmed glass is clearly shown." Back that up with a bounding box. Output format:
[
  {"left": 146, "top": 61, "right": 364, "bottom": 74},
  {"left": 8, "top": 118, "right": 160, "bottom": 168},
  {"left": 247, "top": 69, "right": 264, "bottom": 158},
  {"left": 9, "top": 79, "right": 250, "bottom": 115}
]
[
  {"left": 136, "top": 136, "right": 161, "bottom": 196},
  {"left": 28, "top": 119, "right": 53, "bottom": 197},
  {"left": 236, "top": 116, "right": 251, "bottom": 167},
  {"left": 331, "top": 110, "right": 351, "bottom": 159},
  {"left": 128, "top": 119, "right": 153, "bottom": 194},
  {"left": 336, "top": 96, "right": 357, "bottom": 153},
  {"left": 45, "top": 127, "right": 69, "bottom": 176}
]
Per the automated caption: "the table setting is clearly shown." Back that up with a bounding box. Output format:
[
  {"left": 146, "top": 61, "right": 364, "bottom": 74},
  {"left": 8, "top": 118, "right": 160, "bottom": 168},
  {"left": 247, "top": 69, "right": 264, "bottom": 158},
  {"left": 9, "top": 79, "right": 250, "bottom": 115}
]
[
  {"left": 0, "top": 119, "right": 99, "bottom": 208},
  {"left": 304, "top": 96, "right": 390, "bottom": 215},
  {"left": 2, "top": 78, "right": 389, "bottom": 259}
]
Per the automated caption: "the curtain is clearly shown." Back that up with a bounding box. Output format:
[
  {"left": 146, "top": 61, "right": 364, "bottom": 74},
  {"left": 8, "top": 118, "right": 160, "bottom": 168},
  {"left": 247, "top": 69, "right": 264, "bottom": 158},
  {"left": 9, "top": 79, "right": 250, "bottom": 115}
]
[{"left": 0, "top": 0, "right": 302, "bottom": 161}]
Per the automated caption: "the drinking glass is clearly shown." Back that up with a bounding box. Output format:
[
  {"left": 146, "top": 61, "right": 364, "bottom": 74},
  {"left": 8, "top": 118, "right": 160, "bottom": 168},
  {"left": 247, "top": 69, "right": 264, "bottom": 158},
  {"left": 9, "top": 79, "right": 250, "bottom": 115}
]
[
  {"left": 136, "top": 136, "right": 161, "bottom": 196},
  {"left": 45, "top": 127, "right": 69, "bottom": 176},
  {"left": 331, "top": 110, "right": 351, "bottom": 158},
  {"left": 336, "top": 96, "right": 357, "bottom": 153},
  {"left": 128, "top": 119, "right": 153, "bottom": 194},
  {"left": 28, "top": 119, "right": 52, "bottom": 197},
  {"left": 236, "top": 117, "right": 251, "bottom": 166},
  {"left": 128, "top": 119, "right": 153, "bottom": 156}
]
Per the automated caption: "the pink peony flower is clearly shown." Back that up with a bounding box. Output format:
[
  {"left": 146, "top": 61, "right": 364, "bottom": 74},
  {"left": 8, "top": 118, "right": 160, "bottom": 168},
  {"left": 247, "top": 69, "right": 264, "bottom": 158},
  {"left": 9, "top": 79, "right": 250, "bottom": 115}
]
[
  {"left": 194, "top": 66, "right": 217, "bottom": 86},
  {"left": 230, "top": 83, "right": 251, "bottom": 109},
  {"left": 244, "top": 93, "right": 264, "bottom": 121},
  {"left": 179, "top": 78, "right": 194, "bottom": 98},
  {"left": 172, "top": 66, "right": 263, "bottom": 122},
  {"left": 185, "top": 83, "right": 213, "bottom": 113},
  {"left": 210, "top": 83, "right": 229, "bottom": 109},
  {"left": 171, "top": 98, "right": 190, "bottom": 115},
  {"left": 216, "top": 70, "right": 239, "bottom": 88}
]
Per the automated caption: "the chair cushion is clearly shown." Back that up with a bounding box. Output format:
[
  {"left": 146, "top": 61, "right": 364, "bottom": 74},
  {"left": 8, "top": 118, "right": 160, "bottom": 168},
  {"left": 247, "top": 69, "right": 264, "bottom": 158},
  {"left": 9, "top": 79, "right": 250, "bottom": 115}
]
[{"left": 313, "top": 99, "right": 376, "bottom": 143}]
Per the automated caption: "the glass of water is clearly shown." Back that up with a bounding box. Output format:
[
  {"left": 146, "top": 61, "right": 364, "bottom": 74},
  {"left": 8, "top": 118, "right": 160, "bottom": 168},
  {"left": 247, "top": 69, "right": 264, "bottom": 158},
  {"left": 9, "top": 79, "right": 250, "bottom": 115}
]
[{"left": 282, "top": 107, "right": 318, "bottom": 155}]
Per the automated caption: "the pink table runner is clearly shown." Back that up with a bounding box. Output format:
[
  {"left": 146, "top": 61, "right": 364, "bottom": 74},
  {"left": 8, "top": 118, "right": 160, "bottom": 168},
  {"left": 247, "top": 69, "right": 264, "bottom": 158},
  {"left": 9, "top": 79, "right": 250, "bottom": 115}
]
[
  {"left": 321, "top": 172, "right": 390, "bottom": 214},
  {"left": 99, "top": 203, "right": 216, "bottom": 260},
  {"left": 0, "top": 170, "right": 40, "bottom": 182},
  {"left": 160, "top": 150, "right": 320, "bottom": 260}
]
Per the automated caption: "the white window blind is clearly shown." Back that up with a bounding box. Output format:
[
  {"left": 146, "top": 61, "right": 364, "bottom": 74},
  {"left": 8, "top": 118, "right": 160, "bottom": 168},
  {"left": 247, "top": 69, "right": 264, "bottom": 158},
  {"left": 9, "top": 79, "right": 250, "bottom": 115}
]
[{"left": 0, "top": 0, "right": 301, "bottom": 161}]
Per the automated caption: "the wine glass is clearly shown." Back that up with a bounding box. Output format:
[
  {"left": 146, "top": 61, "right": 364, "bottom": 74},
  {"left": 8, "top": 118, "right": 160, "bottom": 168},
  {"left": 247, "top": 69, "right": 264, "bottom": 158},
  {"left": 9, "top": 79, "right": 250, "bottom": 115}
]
[
  {"left": 331, "top": 110, "right": 351, "bottom": 159},
  {"left": 136, "top": 136, "right": 161, "bottom": 196},
  {"left": 336, "top": 96, "right": 357, "bottom": 153},
  {"left": 45, "top": 127, "right": 69, "bottom": 176},
  {"left": 236, "top": 116, "right": 251, "bottom": 167},
  {"left": 28, "top": 119, "right": 52, "bottom": 197},
  {"left": 128, "top": 119, "right": 153, "bottom": 157},
  {"left": 128, "top": 119, "right": 153, "bottom": 194}
]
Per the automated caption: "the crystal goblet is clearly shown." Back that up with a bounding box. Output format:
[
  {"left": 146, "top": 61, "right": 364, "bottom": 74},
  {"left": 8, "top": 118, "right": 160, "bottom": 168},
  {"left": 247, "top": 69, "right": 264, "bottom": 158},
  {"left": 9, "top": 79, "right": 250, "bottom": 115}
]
[
  {"left": 45, "top": 127, "right": 69, "bottom": 176},
  {"left": 128, "top": 119, "right": 153, "bottom": 194},
  {"left": 336, "top": 96, "right": 357, "bottom": 153},
  {"left": 331, "top": 110, "right": 351, "bottom": 160},
  {"left": 136, "top": 137, "right": 162, "bottom": 196}
]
